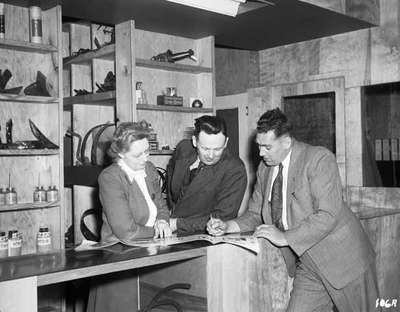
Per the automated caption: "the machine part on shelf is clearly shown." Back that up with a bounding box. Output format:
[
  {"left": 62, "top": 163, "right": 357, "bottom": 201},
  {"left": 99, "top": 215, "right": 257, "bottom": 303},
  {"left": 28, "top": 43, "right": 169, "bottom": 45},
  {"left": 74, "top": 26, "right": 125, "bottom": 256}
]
[
  {"left": 29, "top": 119, "right": 59, "bottom": 149},
  {"left": 95, "top": 71, "right": 116, "bottom": 93},
  {"left": 90, "top": 122, "right": 116, "bottom": 166},
  {"left": 73, "top": 89, "right": 91, "bottom": 96},
  {"left": 139, "top": 283, "right": 191, "bottom": 312},
  {"left": 191, "top": 99, "right": 203, "bottom": 108},
  {"left": 80, "top": 208, "right": 100, "bottom": 242},
  {"left": 79, "top": 121, "right": 116, "bottom": 166},
  {"left": 65, "top": 128, "right": 83, "bottom": 165},
  {"left": 151, "top": 49, "right": 197, "bottom": 63},
  {"left": 0, "top": 69, "right": 23, "bottom": 94},
  {"left": 24, "top": 71, "right": 51, "bottom": 97},
  {"left": 0, "top": 69, "right": 12, "bottom": 90},
  {"left": 0, "top": 86, "right": 23, "bottom": 94},
  {"left": 5, "top": 118, "right": 12, "bottom": 144},
  {"left": 93, "top": 37, "right": 102, "bottom": 50}
]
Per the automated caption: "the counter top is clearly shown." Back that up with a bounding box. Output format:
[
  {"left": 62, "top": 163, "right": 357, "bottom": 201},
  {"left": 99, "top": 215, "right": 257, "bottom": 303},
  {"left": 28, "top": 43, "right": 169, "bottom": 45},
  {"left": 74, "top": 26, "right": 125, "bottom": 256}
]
[{"left": 0, "top": 241, "right": 208, "bottom": 286}]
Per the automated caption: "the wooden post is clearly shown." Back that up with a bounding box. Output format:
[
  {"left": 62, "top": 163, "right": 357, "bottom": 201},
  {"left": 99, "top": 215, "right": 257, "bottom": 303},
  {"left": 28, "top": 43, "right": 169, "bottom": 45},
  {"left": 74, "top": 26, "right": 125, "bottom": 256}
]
[{"left": 115, "top": 20, "right": 136, "bottom": 122}]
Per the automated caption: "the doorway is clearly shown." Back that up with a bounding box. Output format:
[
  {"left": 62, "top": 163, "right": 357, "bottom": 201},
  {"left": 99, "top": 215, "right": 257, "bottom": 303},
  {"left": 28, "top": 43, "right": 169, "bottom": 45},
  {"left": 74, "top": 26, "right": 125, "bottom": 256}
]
[
  {"left": 216, "top": 108, "right": 239, "bottom": 157},
  {"left": 283, "top": 92, "right": 336, "bottom": 154}
]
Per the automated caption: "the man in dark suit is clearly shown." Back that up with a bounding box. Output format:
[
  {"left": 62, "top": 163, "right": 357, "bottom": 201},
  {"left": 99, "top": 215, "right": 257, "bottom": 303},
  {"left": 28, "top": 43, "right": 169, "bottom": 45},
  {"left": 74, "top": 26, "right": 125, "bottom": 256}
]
[
  {"left": 167, "top": 115, "right": 247, "bottom": 234},
  {"left": 207, "top": 108, "right": 379, "bottom": 311}
]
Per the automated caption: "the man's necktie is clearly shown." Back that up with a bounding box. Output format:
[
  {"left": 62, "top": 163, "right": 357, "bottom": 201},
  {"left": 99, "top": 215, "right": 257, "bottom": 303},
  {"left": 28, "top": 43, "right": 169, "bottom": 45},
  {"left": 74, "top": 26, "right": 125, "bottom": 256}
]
[{"left": 271, "top": 163, "right": 284, "bottom": 231}]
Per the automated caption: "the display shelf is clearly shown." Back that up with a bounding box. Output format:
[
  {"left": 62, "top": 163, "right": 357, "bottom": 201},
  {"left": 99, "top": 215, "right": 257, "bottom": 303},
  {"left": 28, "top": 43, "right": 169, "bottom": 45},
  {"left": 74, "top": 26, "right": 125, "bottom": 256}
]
[
  {"left": 0, "top": 38, "right": 57, "bottom": 53},
  {"left": 0, "top": 201, "right": 60, "bottom": 213},
  {"left": 137, "top": 104, "right": 213, "bottom": 113},
  {"left": 63, "top": 91, "right": 116, "bottom": 109},
  {"left": 136, "top": 58, "right": 212, "bottom": 74},
  {"left": 63, "top": 44, "right": 115, "bottom": 66},
  {"left": 0, "top": 94, "right": 59, "bottom": 104},
  {"left": 149, "top": 150, "right": 174, "bottom": 155},
  {"left": 0, "top": 149, "right": 59, "bottom": 156}
]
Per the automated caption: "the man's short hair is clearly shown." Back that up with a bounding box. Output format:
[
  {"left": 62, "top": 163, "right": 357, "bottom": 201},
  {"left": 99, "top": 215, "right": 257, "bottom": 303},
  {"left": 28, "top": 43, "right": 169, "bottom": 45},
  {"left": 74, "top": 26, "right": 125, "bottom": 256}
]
[
  {"left": 193, "top": 115, "right": 227, "bottom": 138},
  {"left": 257, "top": 108, "right": 292, "bottom": 137}
]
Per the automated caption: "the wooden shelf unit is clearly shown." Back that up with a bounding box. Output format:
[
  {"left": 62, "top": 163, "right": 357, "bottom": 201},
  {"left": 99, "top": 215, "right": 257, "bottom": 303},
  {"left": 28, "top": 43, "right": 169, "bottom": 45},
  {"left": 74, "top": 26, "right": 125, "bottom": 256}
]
[{"left": 0, "top": 1, "right": 64, "bottom": 259}]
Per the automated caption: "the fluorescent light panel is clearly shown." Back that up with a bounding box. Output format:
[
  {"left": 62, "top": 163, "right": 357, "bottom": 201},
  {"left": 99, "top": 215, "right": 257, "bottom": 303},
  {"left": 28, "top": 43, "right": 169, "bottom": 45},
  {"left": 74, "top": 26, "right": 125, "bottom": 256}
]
[{"left": 166, "top": 0, "right": 246, "bottom": 17}]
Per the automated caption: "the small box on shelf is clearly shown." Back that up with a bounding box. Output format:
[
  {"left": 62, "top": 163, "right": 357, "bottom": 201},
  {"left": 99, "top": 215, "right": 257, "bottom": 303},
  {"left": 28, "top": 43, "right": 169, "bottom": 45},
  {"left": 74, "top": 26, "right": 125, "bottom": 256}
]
[{"left": 157, "top": 95, "right": 183, "bottom": 106}]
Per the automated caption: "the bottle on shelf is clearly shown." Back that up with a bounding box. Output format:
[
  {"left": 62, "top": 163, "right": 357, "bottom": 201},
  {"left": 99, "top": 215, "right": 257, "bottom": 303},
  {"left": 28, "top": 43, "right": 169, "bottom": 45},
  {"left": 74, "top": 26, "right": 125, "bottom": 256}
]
[
  {"left": 46, "top": 185, "right": 58, "bottom": 202},
  {"left": 4, "top": 187, "right": 17, "bottom": 205},
  {"left": 8, "top": 230, "right": 22, "bottom": 256},
  {"left": 0, "top": 231, "right": 8, "bottom": 258},
  {"left": 36, "top": 226, "right": 52, "bottom": 253},
  {"left": 29, "top": 6, "right": 42, "bottom": 44},
  {"left": 0, "top": 187, "right": 5, "bottom": 204}
]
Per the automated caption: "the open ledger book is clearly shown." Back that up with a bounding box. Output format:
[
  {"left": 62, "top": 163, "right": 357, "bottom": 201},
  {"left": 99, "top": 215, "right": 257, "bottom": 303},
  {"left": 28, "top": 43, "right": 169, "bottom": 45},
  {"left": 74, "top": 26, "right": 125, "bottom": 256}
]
[{"left": 76, "top": 233, "right": 260, "bottom": 254}]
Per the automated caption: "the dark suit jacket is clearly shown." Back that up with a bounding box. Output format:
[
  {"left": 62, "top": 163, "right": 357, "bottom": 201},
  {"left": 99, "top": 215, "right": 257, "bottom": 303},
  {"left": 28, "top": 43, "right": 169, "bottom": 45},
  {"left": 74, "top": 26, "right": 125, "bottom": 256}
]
[
  {"left": 236, "top": 139, "right": 375, "bottom": 289},
  {"left": 98, "top": 161, "right": 169, "bottom": 244},
  {"left": 167, "top": 139, "right": 247, "bottom": 233}
]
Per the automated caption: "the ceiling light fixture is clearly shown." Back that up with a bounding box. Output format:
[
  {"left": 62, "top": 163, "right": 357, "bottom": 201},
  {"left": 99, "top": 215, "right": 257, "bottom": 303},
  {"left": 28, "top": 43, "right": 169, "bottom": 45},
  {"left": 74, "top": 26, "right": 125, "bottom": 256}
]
[{"left": 166, "top": 0, "right": 246, "bottom": 17}]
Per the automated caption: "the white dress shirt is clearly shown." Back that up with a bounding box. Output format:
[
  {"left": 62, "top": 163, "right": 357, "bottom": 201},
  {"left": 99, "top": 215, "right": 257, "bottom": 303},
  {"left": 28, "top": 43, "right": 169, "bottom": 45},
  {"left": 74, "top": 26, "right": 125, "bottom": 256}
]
[
  {"left": 118, "top": 159, "right": 157, "bottom": 227},
  {"left": 268, "top": 150, "right": 292, "bottom": 230}
]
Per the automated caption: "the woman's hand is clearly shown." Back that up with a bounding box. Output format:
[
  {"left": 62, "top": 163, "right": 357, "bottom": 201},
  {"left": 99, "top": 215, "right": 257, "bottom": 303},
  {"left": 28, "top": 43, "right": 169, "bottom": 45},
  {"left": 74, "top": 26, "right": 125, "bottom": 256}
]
[{"left": 154, "top": 219, "right": 172, "bottom": 238}]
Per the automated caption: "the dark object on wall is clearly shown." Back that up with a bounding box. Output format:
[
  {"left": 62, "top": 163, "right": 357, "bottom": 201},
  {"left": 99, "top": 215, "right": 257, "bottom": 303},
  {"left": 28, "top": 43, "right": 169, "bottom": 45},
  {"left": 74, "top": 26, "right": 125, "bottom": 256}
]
[
  {"left": 191, "top": 99, "right": 203, "bottom": 108},
  {"left": 24, "top": 71, "right": 52, "bottom": 97},
  {"left": 157, "top": 95, "right": 183, "bottom": 106},
  {"left": 139, "top": 283, "right": 191, "bottom": 312},
  {"left": 151, "top": 49, "right": 196, "bottom": 63}
]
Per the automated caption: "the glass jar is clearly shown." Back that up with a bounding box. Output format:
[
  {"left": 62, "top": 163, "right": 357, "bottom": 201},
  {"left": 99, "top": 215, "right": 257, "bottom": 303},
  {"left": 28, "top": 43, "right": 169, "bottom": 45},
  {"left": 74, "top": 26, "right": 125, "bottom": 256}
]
[{"left": 36, "top": 226, "right": 52, "bottom": 253}]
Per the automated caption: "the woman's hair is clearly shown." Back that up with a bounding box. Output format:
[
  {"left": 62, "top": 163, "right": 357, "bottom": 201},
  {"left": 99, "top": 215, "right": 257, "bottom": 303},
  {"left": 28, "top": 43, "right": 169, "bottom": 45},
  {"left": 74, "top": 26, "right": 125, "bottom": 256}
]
[{"left": 108, "top": 120, "right": 151, "bottom": 160}]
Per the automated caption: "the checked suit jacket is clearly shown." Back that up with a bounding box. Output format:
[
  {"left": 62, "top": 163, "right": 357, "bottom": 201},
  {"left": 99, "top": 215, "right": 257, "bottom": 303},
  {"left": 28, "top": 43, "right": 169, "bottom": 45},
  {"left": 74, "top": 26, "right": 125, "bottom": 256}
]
[{"left": 235, "top": 139, "right": 375, "bottom": 289}]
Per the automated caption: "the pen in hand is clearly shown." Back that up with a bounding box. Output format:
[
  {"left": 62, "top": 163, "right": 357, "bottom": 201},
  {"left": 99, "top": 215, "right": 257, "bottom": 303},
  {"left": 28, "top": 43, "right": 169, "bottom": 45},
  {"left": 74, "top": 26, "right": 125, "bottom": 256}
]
[{"left": 208, "top": 214, "right": 226, "bottom": 236}]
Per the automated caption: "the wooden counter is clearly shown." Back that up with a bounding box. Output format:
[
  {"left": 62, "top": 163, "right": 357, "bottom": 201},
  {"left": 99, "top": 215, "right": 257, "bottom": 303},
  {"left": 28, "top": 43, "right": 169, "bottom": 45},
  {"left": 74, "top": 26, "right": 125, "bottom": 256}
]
[{"left": 0, "top": 240, "right": 291, "bottom": 312}]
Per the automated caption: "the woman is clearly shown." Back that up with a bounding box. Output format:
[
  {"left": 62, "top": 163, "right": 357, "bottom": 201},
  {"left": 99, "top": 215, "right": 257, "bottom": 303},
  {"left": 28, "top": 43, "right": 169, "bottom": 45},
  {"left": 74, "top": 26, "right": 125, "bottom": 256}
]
[{"left": 87, "top": 120, "right": 172, "bottom": 312}]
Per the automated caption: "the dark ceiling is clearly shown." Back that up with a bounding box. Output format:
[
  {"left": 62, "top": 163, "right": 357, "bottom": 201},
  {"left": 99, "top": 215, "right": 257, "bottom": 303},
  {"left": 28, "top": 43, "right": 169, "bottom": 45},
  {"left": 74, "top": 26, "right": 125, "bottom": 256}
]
[{"left": 61, "top": 0, "right": 374, "bottom": 51}]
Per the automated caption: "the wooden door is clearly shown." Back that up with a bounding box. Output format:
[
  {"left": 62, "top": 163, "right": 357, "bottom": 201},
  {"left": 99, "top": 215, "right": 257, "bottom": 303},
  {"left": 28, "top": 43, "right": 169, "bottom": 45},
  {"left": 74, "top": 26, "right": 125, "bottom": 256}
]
[{"left": 283, "top": 92, "right": 336, "bottom": 154}]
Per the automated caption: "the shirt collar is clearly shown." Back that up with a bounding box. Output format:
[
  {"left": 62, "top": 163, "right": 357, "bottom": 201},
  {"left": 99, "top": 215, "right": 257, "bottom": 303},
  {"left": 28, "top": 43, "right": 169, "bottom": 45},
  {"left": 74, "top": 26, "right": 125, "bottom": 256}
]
[{"left": 117, "top": 159, "right": 146, "bottom": 183}]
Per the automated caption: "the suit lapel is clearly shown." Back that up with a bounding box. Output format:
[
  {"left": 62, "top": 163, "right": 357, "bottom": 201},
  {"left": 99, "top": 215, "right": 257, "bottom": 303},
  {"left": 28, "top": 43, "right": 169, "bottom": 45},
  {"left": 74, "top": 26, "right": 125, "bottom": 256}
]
[{"left": 286, "top": 139, "right": 305, "bottom": 229}]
